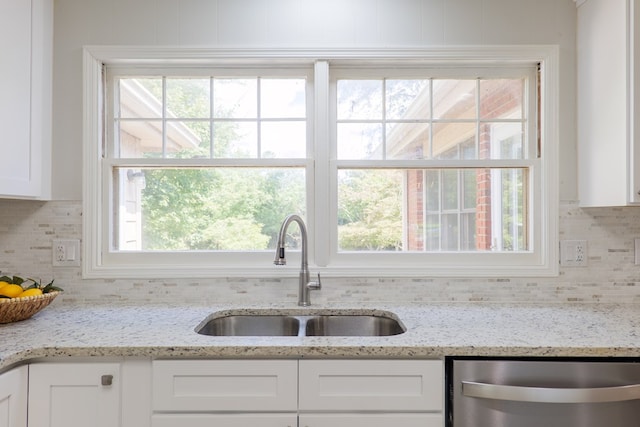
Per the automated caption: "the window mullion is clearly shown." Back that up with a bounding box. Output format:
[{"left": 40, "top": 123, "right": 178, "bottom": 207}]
[
  {"left": 256, "top": 78, "right": 262, "bottom": 159},
  {"left": 314, "top": 60, "right": 331, "bottom": 267},
  {"left": 209, "top": 77, "right": 214, "bottom": 158}
]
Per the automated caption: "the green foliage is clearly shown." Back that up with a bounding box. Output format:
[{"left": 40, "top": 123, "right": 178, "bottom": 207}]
[
  {"left": 141, "top": 167, "right": 304, "bottom": 251},
  {"left": 0, "top": 276, "right": 62, "bottom": 293},
  {"left": 338, "top": 170, "right": 403, "bottom": 251}
]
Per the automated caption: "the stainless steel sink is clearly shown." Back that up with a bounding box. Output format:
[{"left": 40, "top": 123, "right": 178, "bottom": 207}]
[
  {"left": 196, "top": 311, "right": 405, "bottom": 337},
  {"left": 304, "top": 315, "right": 405, "bottom": 336},
  {"left": 196, "top": 315, "right": 300, "bottom": 336}
]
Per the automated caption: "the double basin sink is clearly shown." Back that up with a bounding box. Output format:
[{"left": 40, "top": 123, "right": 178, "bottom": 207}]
[{"left": 196, "top": 310, "right": 405, "bottom": 337}]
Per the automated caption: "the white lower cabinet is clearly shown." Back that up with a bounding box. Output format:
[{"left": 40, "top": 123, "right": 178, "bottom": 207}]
[
  {"left": 28, "top": 363, "right": 121, "bottom": 427},
  {"left": 20, "top": 357, "right": 444, "bottom": 426},
  {"left": 0, "top": 365, "right": 28, "bottom": 427},
  {"left": 152, "top": 359, "right": 444, "bottom": 427}
]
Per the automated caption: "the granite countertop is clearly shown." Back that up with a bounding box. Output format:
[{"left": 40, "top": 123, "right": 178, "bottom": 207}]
[{"left": 1, "top": 302, "right": 639, "bottom": 369}]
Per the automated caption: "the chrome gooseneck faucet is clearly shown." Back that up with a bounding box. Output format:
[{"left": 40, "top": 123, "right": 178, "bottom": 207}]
[{"left": 274, "top": 214, "right": 321, "bottom": 306}]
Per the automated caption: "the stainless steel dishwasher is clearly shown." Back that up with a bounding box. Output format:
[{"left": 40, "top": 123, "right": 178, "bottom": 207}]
[{"left": 447, "top": 357, "right": 640, "bottom": 427}]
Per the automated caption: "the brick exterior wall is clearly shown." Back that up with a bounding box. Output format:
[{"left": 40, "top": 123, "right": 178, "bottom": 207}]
[{"left": 405, "top": 79, "right": 524, "bottom": 251}]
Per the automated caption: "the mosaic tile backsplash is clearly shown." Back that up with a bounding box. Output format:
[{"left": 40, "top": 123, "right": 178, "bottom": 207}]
[{"left": 1, "top": 200, "right": 639, "bottom": 305}]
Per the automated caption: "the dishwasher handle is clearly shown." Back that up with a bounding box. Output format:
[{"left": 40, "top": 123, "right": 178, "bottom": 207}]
[{"left": 462, "top": 381, "right": 640, "bottom": 403}]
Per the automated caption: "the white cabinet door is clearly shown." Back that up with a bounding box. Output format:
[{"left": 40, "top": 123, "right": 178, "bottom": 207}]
[
  {"left": 577, "top": 0, "right": 640, "bottom": 206},
  {"left": 28, "top": 363, "right": 121, "bottom": 427},
  {"left": 0, "top": 0, "right": 51, "bottom": 199},
  {"left": 152, "top": 414, "right": 297, "bottom": 427},
  {"left": 0, "top": 366, "right": 28, "bottom": 427},
  {"left": 300, "top": 413, "right": 443, "bottom": 427}
]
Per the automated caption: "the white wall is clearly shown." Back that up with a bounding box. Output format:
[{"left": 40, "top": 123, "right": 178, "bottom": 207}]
[
  {"left": 51, "top": 0, "right": 578, "bottom": 200},
  {"left": 24, "top": 0, "right": 606, "bottom": 305}
]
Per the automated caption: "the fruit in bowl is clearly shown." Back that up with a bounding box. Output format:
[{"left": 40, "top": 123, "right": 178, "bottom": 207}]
[
  {"left": 0, "top": 275, "right": 63, "bottom": 299},
  {"left": 0, "top": 276, "right": 63, "bottom": 323}
]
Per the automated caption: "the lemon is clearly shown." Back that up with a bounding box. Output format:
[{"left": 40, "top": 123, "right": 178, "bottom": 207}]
[
  {"left": 18, "top": 288, "right": 43, "bottom": 298},
  {"left": 0, "top": 281, "right": 10, "bottom": 289},
  {"left": 0, "top": 284, "right": 24, "bottom": 298}
]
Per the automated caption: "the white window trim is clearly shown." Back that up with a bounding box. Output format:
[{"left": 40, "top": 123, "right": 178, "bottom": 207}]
[{"left": 83, "top": 46, "right": 559, "bottom": 279}]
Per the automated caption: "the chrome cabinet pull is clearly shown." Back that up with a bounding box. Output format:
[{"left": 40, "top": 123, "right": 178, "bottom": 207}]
[{"left": 462, "top": 381, "right": 640, "bottom": 403}]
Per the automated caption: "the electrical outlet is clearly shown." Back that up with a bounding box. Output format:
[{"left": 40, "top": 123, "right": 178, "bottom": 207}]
[
  {"left": 55, "top": 243, "right": 65, "bottom": 262},
  {"left": 560, "top": 240, "right": 588, "bottom": 267},
  {"left": 52, "top": 239, "right": 81, "bottom": 267}
]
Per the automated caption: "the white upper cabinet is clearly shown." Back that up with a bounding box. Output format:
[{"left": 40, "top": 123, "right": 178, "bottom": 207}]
[
  {"left": 0, "top": 0, "right": 51, "bottom": 199},
  {"left": 578, "top": 0, "right": 640, "bottom": 206}
]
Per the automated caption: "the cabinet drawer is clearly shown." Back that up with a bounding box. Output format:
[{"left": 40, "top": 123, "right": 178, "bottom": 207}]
[
  {"left": 300, "top": 413, "right": 443, "bottom": 427},
  {"left": 152, "top": 413, "right": 297, "bottom": 427},
  {"left": 299, "top": 359, "right": 443, "bottom": 411},
  {"left": 152, "top": 360, "right": 297, "bottom": 411}
]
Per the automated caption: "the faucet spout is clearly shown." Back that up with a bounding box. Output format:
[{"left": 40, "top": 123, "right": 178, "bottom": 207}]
[{"left": 274, "top": 214, "right": 321, "bottom": 306}]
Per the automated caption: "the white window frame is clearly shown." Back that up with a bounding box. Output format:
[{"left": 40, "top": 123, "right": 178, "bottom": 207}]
[{"left": 83, "top": 46, "right": 559, "bottom": 279}]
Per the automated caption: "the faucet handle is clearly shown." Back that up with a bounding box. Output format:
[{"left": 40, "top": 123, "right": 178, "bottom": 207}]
[{"left": 308, "top": 273, "right": 321, "bottom": 290}]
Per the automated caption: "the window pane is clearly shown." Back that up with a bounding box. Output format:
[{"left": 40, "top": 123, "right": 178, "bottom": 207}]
[
  {"left": 492, "top": 168, "right": 527, "bottom": 251},
  {"left": 460, "top": 212, "right": 476, "bottom": 251},
  {"left": 214, "top": 121, "right": 257, "bottom": 158},
  {"left": 441, "top": 213, "right": 458, "bottom": 251},
  {"left": 433, "top": 122, "right": 476, "bottom": 159},
  {"left": 118, "top": 120, "right": 163, "bottom": 158},
  {"left": 433, "top": 79, "right": 476, "bottom": 119},
  {"left": 114, "top": 167, "right": 306, "bottom": 251},
  {"left": 335, "top": 77, "right": 527, "bottom": 161},
  {"left": 480, "top": 78, "right": 524, "bottom": 120},
  {"left": 213, "top": 78, "right": 257, "bottom": 118},
  {"left": 261, "top": 78, "right": 306, "bottom": 118},
  {"left": 338, "top": 168, "right": 528, "bottom": 253},
  {"left": 261, "top": 121, "right": 306, "bottom": 158},
  {"left": 386, "top": 122, "right": 430, "bottom": 159},
  {"left": 165, "top": 120, "right": 208, "bottom": 158},
  {"left": 425, "top": 214, "right": 440, "bottom": 251},
  {"left": 337, "top": 80, "right": 383, "bottom": 120},
  {"left": 337, "top": 123, "right": 383, "bottom": 159},
  {"left": 337, "top": 169, "right": 403, "bottom": 251},
  {"left": 463, "top": 169, "right": 477, "bottom": 210},
  {"left": 118, "top": 119, "right": 206, "bottom": 159},
  {"left": 486, "top": 122, "right": 523, "bottom": 159},
  {"left": 386, "top": 79, "right": 430, "bottom": 120},
  {"left": 442, "top": 169, "right": 458, "bottom": 210},
  {"left": 166, "top": 78, "right": 210, "bottom": 118},
  {"left": 118, "top": 78, "right": 163, "bottom": 119},
  {"left": 425, "top": 170, "right": 440, "bottom": 211}
]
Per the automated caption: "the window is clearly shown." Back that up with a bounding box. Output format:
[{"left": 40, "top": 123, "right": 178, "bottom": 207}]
[
  {"left": 83, "top": 47, "right": 559, "bottom": 278},
  {"left": 110, "top": 72, "right": 310, "bottom": 252}
]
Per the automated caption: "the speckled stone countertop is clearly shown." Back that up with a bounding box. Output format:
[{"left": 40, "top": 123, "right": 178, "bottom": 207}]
[{"left": 1, "top": 302, "right": 639, "bottom": 369}]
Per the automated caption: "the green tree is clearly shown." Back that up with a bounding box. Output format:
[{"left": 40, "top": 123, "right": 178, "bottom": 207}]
[{"left": 338, "top": 170, "right": 403, "bottom": 251}]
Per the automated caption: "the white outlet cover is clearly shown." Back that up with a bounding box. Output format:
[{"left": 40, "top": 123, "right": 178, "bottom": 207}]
[
  {"left": 52, "top": 239, "right": 81, "bottom": 267},
  {"left": 560, "top": 240, "right": 587, "bottom": 267}
]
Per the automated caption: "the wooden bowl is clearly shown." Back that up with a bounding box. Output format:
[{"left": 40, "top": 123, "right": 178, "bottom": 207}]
[{"left": 0, "top": 291, "right": 60, "bottom": 323}]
